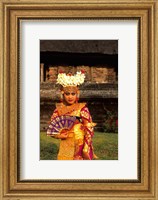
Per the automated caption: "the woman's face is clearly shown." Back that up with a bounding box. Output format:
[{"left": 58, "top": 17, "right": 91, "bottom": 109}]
[{"left": 63, "top": 91, "right": 77, "bottom": 105}]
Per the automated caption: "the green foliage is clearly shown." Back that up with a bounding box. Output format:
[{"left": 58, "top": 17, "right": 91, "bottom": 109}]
[
  {"left": 40, "top": 132, "right": 118, "bottom": 160},
  {"left": 103, "top": 110, "right": 118, "bottom": 133}
]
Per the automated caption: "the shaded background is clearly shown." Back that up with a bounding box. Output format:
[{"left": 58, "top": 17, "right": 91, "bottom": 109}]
[{"left": 40, "top": 40, "right": 118, "bottom": 133}]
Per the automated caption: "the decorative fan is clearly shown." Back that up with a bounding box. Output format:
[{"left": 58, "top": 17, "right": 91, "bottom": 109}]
[{"left": 47, "top": 115, "right": 77, "bottom": 135}]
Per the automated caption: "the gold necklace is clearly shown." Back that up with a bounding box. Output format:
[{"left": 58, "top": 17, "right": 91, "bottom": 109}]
[{"left": 57, "top": 103, "right": 79, "bottom": 116}]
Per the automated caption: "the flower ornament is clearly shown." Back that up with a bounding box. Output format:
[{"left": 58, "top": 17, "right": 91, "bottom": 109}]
[{"left": 56, "top": 71, "right": 86, "bottom": 87}]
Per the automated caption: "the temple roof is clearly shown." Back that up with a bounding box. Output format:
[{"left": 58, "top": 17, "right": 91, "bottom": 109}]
[{"left": 40, "top": 40, "right": 118, "bottom": 55}]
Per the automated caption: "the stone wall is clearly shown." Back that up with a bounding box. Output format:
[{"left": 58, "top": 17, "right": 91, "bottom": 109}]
[
  {"left": 43, "top": 65, "right": 117, "bottom": 84},
  {"left": 40, "top": 83, "right": 118, "bottom": 132},
  {"left": 40, "top": 51, "right": 118, "bottom": 84},
  {"left": 40, "top": 46, "right": 118, "bottom": 132}
]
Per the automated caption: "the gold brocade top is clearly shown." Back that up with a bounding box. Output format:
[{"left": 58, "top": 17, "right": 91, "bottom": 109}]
[
  {"left": 55, "top": 102, "right": 86, "bottom": 117},
  {"left": 50, "top": 102, "right": 97, "bottom": 160}
]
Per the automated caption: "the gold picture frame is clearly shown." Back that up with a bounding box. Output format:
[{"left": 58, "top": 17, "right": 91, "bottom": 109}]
[{"left": 0, "top": 0, "right": 158, "bottom": 199}]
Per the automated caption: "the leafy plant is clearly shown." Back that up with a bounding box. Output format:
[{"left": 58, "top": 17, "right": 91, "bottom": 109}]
[{"left": 103, "top": 110, "right": 118, "bottom": 133}]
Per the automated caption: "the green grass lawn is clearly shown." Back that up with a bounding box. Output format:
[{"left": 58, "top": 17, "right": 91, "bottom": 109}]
[{"left": 40, "top": 132, "right": 118, "bottom": 160}]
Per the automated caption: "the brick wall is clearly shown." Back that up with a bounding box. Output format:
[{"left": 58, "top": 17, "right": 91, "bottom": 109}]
[{"left": 41, "top": 65, "right": 117, "bottom": 84}]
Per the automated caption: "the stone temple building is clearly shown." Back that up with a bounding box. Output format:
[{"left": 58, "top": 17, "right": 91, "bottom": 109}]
[{"left": 40, "top": 40, "right": 118, "bottom": 132}]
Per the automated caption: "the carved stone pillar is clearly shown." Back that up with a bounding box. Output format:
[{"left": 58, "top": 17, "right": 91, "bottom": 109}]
[{"left": 40, "top": 63, "right": 44, "bottom": 82}]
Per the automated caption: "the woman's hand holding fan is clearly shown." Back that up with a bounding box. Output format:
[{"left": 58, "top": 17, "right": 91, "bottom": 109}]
[
  {"left": 47, "top": 116, "right": 77, "bottom": 139},
  {"left": 51, "top": 129, "right": 68, "bottom": 139}
]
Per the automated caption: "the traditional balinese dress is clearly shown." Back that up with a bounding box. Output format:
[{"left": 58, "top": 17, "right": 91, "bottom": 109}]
[{"left": 50, "top": 102, "right": 96, "bottom": 160}]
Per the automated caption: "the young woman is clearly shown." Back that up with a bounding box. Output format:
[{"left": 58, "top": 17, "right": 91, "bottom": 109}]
[{"left": 47, "top": 71, "right": 97, "bottom": 160}]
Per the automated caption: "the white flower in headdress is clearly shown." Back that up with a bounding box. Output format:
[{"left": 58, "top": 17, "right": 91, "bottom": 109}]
[{"left": 56, "top": 70, "right": 86, "bottom": 87}]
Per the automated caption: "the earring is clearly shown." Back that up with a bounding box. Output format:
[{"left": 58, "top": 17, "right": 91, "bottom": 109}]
[
  {"left": 60, "top": 94, "right": 63, "bottom": 102},
  {"left": 76, "top": 93, "right": 79, "bottom": 103}
]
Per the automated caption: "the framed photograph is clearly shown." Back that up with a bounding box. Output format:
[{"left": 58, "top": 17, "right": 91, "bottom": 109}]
[
  {"left": 40, "top": 40, "right": 118, "bottom": 162},
  {"left": 0, "top": 0, "right": 158, "bottom": 199}
]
